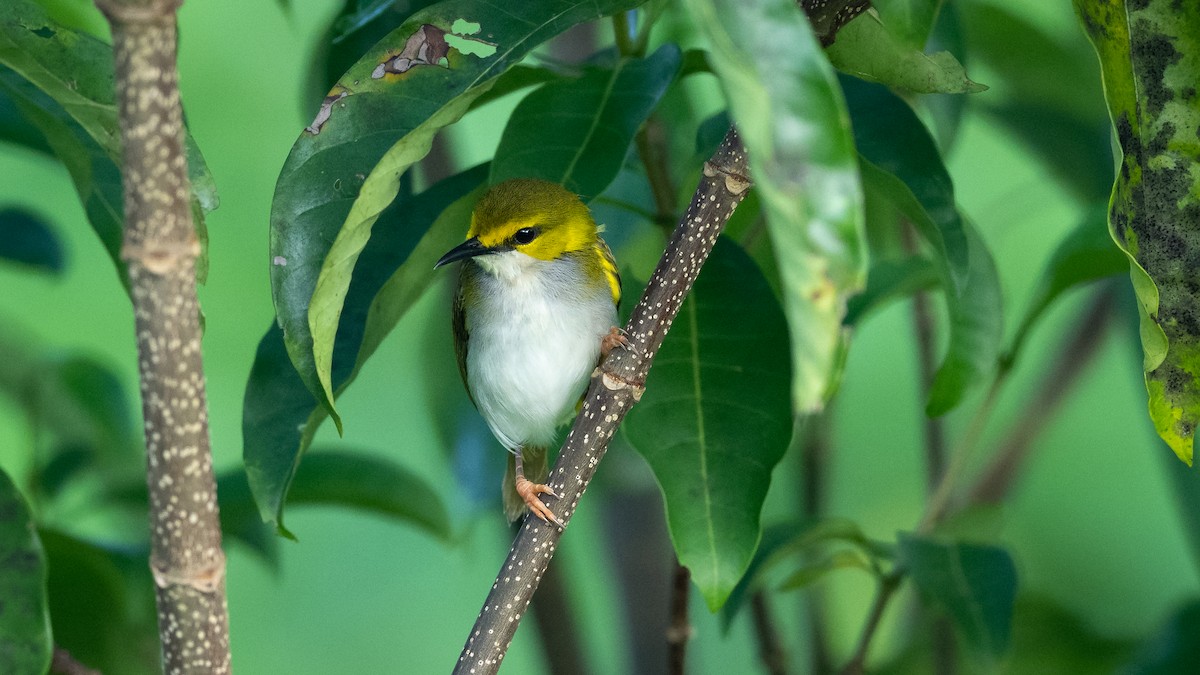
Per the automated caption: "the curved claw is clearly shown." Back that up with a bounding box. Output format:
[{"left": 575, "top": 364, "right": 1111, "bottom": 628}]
[
  {"left": 515, "top": 476, "right": 563, "bottom": 527},
  {"left": 600, "top": 326, "right": 633, "bottom": 358}
]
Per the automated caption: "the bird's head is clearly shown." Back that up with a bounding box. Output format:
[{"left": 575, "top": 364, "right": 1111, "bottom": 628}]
[{"left": 434, "top": 178, "right": 598, "bottom": 272}]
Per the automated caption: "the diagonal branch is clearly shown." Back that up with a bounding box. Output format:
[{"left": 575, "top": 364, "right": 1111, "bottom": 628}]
[
  {"left": 453, "top": 128, "right": 750, "bottom": 674},
  {"left": 95, "top": 0, "right": 231, "bottom": 672}
]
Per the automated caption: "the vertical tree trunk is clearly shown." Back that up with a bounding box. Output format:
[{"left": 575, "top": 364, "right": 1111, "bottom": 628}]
[{"left": 95, "top": 1, "right": 232, "bottom": 672}]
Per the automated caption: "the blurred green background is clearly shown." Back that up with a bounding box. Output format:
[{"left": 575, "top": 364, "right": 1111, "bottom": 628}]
[{"left": 2, "top": 0, "right": 1198, "bottom": 672}]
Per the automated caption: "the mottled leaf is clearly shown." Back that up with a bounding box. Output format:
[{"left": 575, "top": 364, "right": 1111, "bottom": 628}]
[
  {"left": 491, "top": 44, "right": 681, "bottom": 199},
  {"left": 1005, "top": 208, "right": 1126, "bottom": 366},
  {"left": 246, "top": 167, "right": 484, "bottom": 533},
  {"left": 687, "top": 0, "right": 866, "bottom": 413},
  {"left": 827, "top": 10, "right": 984, "bottom": 94},
  {"left": 0, "top": 207, "right": 63, "bottom": 273},
  {"left": 1075, "top": 0, "right": 1200, "bottom": 463},
  {"left": 624, "top": 238, "right": 792, "bottom": 610},
  {"left": 273, "top": 0, "right": 644, "bottom": 428},
  {"left": 0, "top": 470, "right": 50, "bottom": 675},
  {"left": 899, "top": 533, "right": 1017, "bottom": 659}
]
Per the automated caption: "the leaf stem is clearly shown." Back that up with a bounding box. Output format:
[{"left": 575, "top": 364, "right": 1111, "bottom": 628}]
[
  {"left": 839, "top": 571, "right": 903, "bottom": 675},
  {"left": 903, "top": 224, "right": 949, "bottom": 491},
  {"left": 750, "top": 591, "right": 789, "bottom": 675},
  {"left": 635, "top": 116, "right": 678, "bottom": 229}
]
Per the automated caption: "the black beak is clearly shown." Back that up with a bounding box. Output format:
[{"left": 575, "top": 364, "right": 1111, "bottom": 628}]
[{"left": 434, "top": 237, "right": 490, "bottom": 269}]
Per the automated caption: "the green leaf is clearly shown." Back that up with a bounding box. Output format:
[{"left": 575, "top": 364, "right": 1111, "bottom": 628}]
[
  {"left": 777, "top": 548, "right": 875, "bottom": 590},
  {"left": 1124, "top": 599, "right": 1200, "bottom": 674},
  {"left": 272, "top": 0, "right": 644, "bottom": 429},
  {"left": 0, "top": 207, "right": 63, "bottom": 273},
  {"left": 687, "top": 0, "right": 866, "bottom": 414},
  {"left": 40, "top": 529, "right": 158, "bottom": 675},
  {"left": 468, "top": 64, "right": 573, "bottom": 111},
  {"left": 827, "top": 11, "right": 985, "bottom": 94},
  {"left": 925, "top": 220, "right": 1002, "bottom": 417},
  {"left": 899, "top": 533, "right": 1017, "bottom": 660},
  {"left": 287, "top": 451, "right": 450, "bottom": 540},
  {"left": 0, "top": 86, "right": 50, "bottom": 154},
  {"left": 624, "top": 238, "right": 792, "bottom": 611},
  {"left": 246, "top": 166, "right": 484, "bottom": 533},
  {"left": 0, "top": 469, "right": 50, "bottom": 675},
  {"left": 1005, "top": 208, "right": 1126, "bottom": 367},
  {"left": 843, "top": 75, "right": 968, "bottom": 290},
  {"left": 844, "top": 256, "right": 940, "bottom": 326},
  {"left": 1075, "top": 0, "right": 1200, "bottom": 464},
  {"left": 871, "top": 0, "right": 944, "bottom": 50},
  {"left": 490, "top": 44, "right": 681, "bottom": 199},
  {"left": 0, "top": 0, "right": 217, "bottom": 286}
]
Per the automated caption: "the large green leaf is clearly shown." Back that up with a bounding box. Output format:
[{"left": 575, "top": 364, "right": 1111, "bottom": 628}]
[
  {"left": 1005, "top": 208, "right": 1126, "bottom": 367},
  {"left": 827, "top": 10, "right": 984, "bottom": 94},
  {"left": 0, "top": 470, "right": 50, "bottom": 675},
  {"left": 624, "top": 238, "right": 791, "bottom": 610},
  {"left": 490, "top": 44, "right": 681, "bottom": 199},
  {"left": 245, "top": 166, "right": 484, "bottom": 533},
  {"left": 0, "top": 0, "right": 217, "bottom": 285},
  {"left": 1075, "top": 0, "right": 1200, "bottom": 463},
  {"left": 271, "top": 0, "right": 644, "bottom": 428},
  {"left": 843, "top": 255, "right": 940, "bottom": 326},
  {"left": 872, "top": 0, "right": 944, "bottom": 50},
  {"left": 899, "top": 533, "right": 1017, "bottom": 661},
  {"left": 1123, "top": 599, "right": 1200, "bottom": 674},
  {"left": 687, "top": 0, "right": 866, "bottom": 414}
]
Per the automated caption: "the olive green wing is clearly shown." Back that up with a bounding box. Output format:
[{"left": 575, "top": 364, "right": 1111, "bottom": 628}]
[
  {"left": 595, "top": 237, "right": 622, "bottom": 308},
  {"left": 452, "top": 268, "right": 475, "bottom": 406}
]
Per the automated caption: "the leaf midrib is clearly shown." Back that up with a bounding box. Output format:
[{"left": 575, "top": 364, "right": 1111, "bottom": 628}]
[{"left": 686, "top": 294, "right": 719, "bottom": 587}]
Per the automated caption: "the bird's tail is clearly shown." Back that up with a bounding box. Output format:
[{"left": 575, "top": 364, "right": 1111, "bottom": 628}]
[{"left": 503, "top": 446, "right": 548, "bottom": 522}]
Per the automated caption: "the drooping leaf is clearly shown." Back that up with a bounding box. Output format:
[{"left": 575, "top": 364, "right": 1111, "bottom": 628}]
[
  {"left": 624, "top": 238, "right": 792, "bottom": 610},
  {"left": 924, "top": 220, "right": 1003, "bottom": 417},
  {"left": 777, "top": 548, "right": 875, "bottom": 590},
  {"left": 0, "top": 0, "right": 217, "bottom": 285},
  {"left": 0, "top": 206, "right": 64, "bottom": 273},
  {"left": 0, "top": 469, "right": 50, "bottom": 675},
  {"left": 246, "top": 166, "right": 484, "bottom": 533},
  {"left": 1075, "top": 0, "right": 1200, "bottom": 463},
  {"left": 40, "top": 529, "right": 158, "bottom": 675},
  {"left": 273, "top": 0, "right": 645, "bottom": 428},
  {"left": 827, "top": 10, "right": 984, "bottom": 94},
  {"left": 844, "top": 256, "right": 940, "bottom": 326},
  {"left": 899, "top": 533, "right": 1017, "bottom": 660},
  {"left": 687, "top": 0, "right": 866, "bottom": 413},
  {"left": 871, "top": 0, "right": 944, "bottom": 50},
  {"left": 1005, "top": 208, "right": 1126, "bottom": 367},
  {"left": 490, "top": 44, "right": 681, "bottom": 199},
  {"left": 843, "top": 75, "right": 968, "bottom": 290}
]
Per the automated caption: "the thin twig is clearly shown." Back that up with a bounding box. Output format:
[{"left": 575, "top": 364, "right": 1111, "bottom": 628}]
[
  {"left": 635, "top": 116, "right": 678, "bottom": 228},
  {"left": 839, "top": 572, "right": 902, "bottom": 675},
  {"left": 453, "top": 129, "right": 750, "bottom": 675},
  {"left": 667, "top": 560, "right": 692, "bottom": 675},
  {"left": 750, "top": 592, "right": 789, "bottom": 675},
  {"left": 94, "top": 0, "right": 231, "bottom": 671},
  {"left": 903, "top": 224, "right": 948, "bottom": 490}
]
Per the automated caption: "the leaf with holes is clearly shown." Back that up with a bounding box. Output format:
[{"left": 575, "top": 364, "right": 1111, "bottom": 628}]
[
  {"left": 490, "top": 44, "right": 681, "bottom": 200},
  {"left": 624, "top": 238, "right": 791, "bottom": 610},
  {"left": 272, "top": 0, "right": 645, "bottom": 429},
  {"left": 687, "top": 0, "right": 866, "bottom": 414},
  {"left": 1075, "top": 0, "right": 1200, "bottom": 464},
  {"left": 899, "top": 533, "right": 1017, "bottom": 660}
]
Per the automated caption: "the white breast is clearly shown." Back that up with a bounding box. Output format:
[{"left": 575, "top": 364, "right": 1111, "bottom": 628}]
[{"left": 464, "top": 250, "right": 616, "bottom": 451}]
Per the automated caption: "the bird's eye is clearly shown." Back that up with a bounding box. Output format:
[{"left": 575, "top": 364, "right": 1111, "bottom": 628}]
[{"left": 512, "top": 227, "right": 539, "bottom": 245}]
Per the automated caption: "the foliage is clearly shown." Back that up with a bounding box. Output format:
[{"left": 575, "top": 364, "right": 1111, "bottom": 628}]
[{"left": 3, "top": 0, "right": 1200, "bottom": 672}]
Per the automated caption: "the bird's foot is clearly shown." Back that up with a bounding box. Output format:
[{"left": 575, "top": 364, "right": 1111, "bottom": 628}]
[
  {"left": 600, "top": 326, "right": 632, "bottom": 358},
  {"left": 515, "top": 475, "right": 563, "bottom": 527}
]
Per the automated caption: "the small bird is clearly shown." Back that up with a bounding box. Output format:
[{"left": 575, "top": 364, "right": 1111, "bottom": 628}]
[{"left": 434, "top": 178, "right": 626, "bottom": 525}]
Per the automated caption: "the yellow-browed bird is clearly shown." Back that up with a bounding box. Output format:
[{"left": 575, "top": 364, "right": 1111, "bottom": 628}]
[{"left": 435, "top": 179, "right": 626, "bottom": 524}]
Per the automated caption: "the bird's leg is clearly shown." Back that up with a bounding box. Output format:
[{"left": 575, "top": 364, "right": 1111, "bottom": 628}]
[
  {"left": 514, "top": 448, "right": 561, "bottom": 526},
  {"left": 600, "top": 326, "right": 632, "bottom": 358}
]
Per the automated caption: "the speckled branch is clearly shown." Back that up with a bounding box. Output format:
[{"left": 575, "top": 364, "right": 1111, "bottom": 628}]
[
  {"left": 453, "top": 129, "right": 750, "bottom": 675},
  {"left": 95, "top": 1, "right": 231, "bottom": 673}
]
